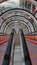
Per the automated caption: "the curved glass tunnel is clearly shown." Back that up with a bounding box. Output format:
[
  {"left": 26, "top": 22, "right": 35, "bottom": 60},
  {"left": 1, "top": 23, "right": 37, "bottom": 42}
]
[
  {"left": 0, "top": 8, "right": 37, "bottom": 35},
  {"left": 0, "top": 8, "right": 37, "bottom": 65}
]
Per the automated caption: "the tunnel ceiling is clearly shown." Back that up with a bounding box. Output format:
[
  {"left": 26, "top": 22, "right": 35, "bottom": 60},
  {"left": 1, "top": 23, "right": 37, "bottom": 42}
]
[{"left": 0, "top": 8, "right": 37, "bottom": 35}]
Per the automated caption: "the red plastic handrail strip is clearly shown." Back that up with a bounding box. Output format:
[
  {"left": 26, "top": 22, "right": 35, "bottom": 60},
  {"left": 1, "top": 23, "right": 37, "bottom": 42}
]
[
  {"left": 25, "top": 36, "right": 37, "bottom": 40},
  {"left": 0, "top": 36, "right": 9, "bottom": 41},
  {"left": 26, "top": 38, "right": 37, "bottom": 45},
  {"left": 0, "top": 39, "right": 8, "bottom": 45}
]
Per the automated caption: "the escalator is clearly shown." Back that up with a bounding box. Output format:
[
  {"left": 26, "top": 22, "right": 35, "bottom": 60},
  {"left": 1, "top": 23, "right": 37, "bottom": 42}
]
[
  {"left": 0, "top": 29, "right": 32, "bottom": 65},
  {"left": 0, "top": 7, "right": 37, "bottom": 65},
  {"left": 13, "top": 32, "right": 25, "bottom": 65}
]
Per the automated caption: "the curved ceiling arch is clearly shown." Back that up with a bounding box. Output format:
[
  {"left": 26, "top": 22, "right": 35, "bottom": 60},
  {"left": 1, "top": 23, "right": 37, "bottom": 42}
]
[
  {"left": 0, "top": 8, "right": 37, "bottom": 34},
  {"left": 0, "top": 8, "right": 36, "bottom": 23},
  {"left": 1, "top": 15, "right": 35, "bottom": 30},
  {"left": 1, "top": 18, "right": 34, "bottom": 33},
  {"left": 0, "top": 9, "right": 36, "bottom": 27},
  {"left": 4, "top": 21, "right": 31, "bottom": 33},
  {"left": 1, "top": 15, "right": 34, "bottom": 33},
  {"left": 4, "top": 22, "right": 30, "bottom": 35},
  {"left": 0, "top": 8, "right": 36, "bottom": 19}
]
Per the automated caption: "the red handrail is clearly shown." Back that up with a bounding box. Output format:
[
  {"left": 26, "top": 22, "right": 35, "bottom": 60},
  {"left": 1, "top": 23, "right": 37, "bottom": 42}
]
[
  {"left": 0, "top": 36, "right": 9, "bottom": 41},
  {"left": 26, "top": 38, "right": 37, "bottom": 45},
  {"left": 25, "top": 36, "right": 37, "bottom": 40},
  {"left": 0, "top": 39, "right": 8, "bottom": 45}
]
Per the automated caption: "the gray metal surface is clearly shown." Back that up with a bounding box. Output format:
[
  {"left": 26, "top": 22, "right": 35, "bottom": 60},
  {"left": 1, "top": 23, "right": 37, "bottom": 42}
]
[
  {"left": 13, "top": 33, "right": 25, "bottom": 65},
  {"left": 14, "top": 46, "right": 25, "bottom": 65}
]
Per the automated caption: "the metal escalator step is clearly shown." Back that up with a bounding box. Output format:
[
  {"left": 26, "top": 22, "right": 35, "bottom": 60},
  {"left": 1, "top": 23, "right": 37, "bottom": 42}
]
[
  {"left": 15, "top": 46, "right": 21, "bottom": 49},
  {"left": 14, "top": 53, "right": 22, "bottom": 62},
  {"left": 14, "top": 55, "right": 22, "bottom": 61},
  {"left": 13, "top": 33, "right": 25, "bottom": 65},
  {"left": 14, "top": 62, "right": 25, "bottom": 65},
  {"left": 14, "top": 49, "right": 21, "bottom": 53}
]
